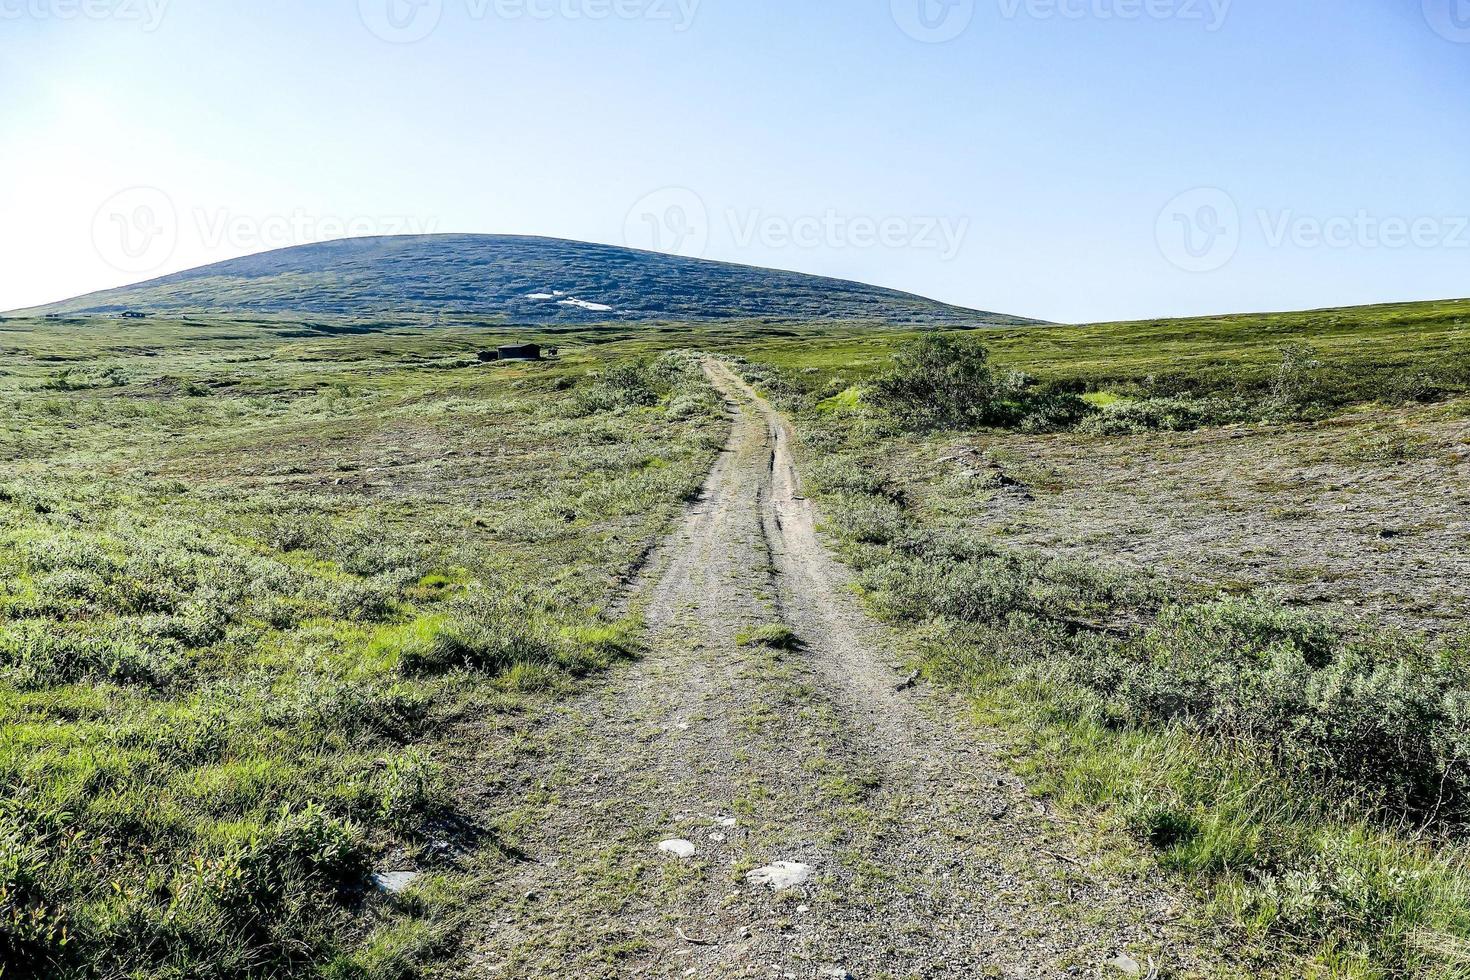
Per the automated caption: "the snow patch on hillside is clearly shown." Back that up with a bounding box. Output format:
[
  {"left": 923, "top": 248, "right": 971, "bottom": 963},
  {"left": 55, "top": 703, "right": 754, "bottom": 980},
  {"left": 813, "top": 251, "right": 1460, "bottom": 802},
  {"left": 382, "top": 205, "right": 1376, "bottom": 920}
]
[{"left": 558, "top": 298, "right": 614, "bottom": 312}]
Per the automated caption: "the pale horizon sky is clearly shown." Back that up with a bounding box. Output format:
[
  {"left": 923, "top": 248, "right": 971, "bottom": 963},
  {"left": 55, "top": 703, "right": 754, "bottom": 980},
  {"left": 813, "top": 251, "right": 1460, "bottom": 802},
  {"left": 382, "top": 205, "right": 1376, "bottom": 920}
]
[{"left": 3, "top": 0, "right": 1468, "bottom": 324}]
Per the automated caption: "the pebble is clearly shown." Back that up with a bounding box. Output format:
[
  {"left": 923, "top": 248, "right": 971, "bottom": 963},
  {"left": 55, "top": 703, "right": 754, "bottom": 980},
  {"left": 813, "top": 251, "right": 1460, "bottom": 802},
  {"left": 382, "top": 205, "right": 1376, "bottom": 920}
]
[
  {"left": 370, "top": 871, "right": 420, "bottom": 894},
  {"left": 1107, "top": 953, "right": 1143, "bottom": 976},
  {"left": 720, "top": 817, "right": 738, "bottom": 828},
  {"left": 745, "top": 861, "right": 813, "bottom": 891},
  {"left": 709, "top": 832, "right": 728, "bottom": 842},
  {"left": 659, "top": 839, "right": 697, "bottom": 859}
]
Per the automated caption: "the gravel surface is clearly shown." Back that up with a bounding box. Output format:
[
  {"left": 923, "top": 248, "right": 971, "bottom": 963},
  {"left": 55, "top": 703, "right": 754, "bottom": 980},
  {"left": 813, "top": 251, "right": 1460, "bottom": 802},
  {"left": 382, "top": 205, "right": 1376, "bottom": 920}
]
[{"left": 448, "top": 361, "right": 1222, "bottom": 978}]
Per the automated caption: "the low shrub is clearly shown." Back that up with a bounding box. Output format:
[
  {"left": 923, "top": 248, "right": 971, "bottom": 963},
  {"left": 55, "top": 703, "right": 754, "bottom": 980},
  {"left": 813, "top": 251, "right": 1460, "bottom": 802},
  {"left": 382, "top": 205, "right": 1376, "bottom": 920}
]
[
  {"left": 159, "top": 804, "right": 368, "bottom": 969},
  {"left": 393, "top": 602, "right": 558, "bottom": 678},
  {"left": 0, "top": 621, "right": 180, "bottom": 689},
  {"left": 1077, "top": 396, "right": 1242, "bottom": 435},
  {"left": 869, "top": 335, "right": 1092, "bottom": 432},
  {"left": 804, "top": 456, "right": 891, "bottom": 498},
  {"left": 264, "top": 676, "right": 432, "bottom": 741},
  {"left": 1059, "top": 600, "right": 1470, "bottom": 816},
  {"left": 1263, "top": 343, "right": 1327, "bottom": 416},
  {"left": 826, "top": 493, "right": 907, "bottom": 545},
  {"left": 35, "top": 367, "right": 128, "bottom": 392},
  {"left": 572, "top": 357, "right": 675, "bottom": 415},
  {"left": 814, "top": 442, "right": 1470, "bottom": 823},
  {"left": 862, "top": 554, "right": 1030, "bottom": 623},
  {"left": 0, "top": 805, "right": 65, "bottom": 974},
  {"left": 376, "top": 750, "right": 449, "bottom": 833}
]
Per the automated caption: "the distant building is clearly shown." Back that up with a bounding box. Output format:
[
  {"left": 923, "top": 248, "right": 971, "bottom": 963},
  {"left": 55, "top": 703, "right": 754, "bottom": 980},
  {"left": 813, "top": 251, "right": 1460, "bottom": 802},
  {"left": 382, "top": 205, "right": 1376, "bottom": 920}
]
[
  {"left": 120, "top": 311, "right": 146, "bottom": 319},
  {"left": 496, "top": 343, "right": 543, "bottom": 361}
]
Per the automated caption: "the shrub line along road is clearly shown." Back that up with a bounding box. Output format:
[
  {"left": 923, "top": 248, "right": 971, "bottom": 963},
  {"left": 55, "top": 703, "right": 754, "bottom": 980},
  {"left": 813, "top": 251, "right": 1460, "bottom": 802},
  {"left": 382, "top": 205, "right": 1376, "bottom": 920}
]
[{"left": 454, "top": 360, "right": 1217, "bottom": 978}]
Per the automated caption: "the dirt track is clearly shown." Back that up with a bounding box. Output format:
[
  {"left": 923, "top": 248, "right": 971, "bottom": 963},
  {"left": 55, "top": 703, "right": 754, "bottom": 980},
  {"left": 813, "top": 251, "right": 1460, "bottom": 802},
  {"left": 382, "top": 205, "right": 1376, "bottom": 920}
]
[{"left": 453, "top": 361, "right": 1214, "bottom": 978}]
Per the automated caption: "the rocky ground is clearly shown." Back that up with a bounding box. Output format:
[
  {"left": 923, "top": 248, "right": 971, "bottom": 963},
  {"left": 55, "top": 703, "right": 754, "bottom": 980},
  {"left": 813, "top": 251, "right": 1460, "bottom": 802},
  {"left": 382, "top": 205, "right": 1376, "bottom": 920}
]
[{"left": 444, "top": 362, "right": 1225, "bottom": 979}]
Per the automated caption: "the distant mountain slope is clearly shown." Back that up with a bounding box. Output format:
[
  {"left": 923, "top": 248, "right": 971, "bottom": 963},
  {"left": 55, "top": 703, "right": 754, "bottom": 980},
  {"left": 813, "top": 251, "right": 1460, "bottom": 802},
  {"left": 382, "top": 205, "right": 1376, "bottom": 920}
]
[{"left": 20, "top": 235, "right": 1035, "bottom": 326}]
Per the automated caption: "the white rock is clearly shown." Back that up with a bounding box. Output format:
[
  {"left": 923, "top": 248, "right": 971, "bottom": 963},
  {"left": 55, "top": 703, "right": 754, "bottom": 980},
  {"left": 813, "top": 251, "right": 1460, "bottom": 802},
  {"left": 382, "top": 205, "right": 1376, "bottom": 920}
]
[
  {"left": 659, "top": 839, "right": 697, "bottom": 859},
  {"left": 709, "top": 832, "right": 727, "bottom": 842},
  {"left": 371, "top": 871, "right": 420, "bottom": 894},
  {"left": 719, "top": 817, "right": 738, "bottom": 828},
  {"left": 745, "top": 861, "right": 813, "bottom": 891},
  {"left": 1107, "top": 953, "right": 1143, "bottom": 976}
]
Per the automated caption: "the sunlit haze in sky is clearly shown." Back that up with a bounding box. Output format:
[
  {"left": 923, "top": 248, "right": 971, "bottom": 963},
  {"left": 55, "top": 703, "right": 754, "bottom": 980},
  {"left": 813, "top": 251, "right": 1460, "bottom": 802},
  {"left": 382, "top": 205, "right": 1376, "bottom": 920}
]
[{"left": 3, "top": 0, "right": 1468, "bottom": 322}]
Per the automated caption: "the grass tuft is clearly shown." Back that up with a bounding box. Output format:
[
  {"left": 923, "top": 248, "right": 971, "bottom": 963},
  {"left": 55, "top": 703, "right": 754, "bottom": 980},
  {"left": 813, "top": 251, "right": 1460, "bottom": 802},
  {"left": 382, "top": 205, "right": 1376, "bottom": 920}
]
[{"left": 735, "top": 624, "right": 801, "bottom": 650}]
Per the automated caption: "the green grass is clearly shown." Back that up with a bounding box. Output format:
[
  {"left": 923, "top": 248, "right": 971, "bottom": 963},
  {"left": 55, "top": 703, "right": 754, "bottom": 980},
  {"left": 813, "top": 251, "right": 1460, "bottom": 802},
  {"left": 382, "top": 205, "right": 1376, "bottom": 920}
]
[
  {"left": 2, "top": 292, "right": 1467, "bottom": 977},
  {"left": 729, "top": 304, "right": 1470, "bottom": 979},
  {"left": 721, "top": 297, "right": 1470, "bottom": 410},
  {"left": 0, "top": 316, "right": 724, "bottom": 978},
  {"left": 734, "top": 624, "right": 801, "bottom": 650}
]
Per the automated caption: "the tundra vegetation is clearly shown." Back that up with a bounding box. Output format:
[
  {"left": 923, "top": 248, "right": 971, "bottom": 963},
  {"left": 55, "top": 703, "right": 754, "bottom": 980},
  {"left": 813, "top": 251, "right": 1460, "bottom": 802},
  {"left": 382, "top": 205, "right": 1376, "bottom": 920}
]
[
  {"left": 731, "top": 297, "right": 1470, "bottom": 978},
  {"left": 0, "top": 296, "right": 1466, "bottom": 978},
  {"left": 0, "top": 316, "right": 723, "bottom": 979}
]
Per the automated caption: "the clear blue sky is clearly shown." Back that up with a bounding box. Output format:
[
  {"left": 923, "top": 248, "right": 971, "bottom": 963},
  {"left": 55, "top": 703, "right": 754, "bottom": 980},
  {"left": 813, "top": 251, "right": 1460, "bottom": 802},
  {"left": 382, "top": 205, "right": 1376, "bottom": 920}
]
[{"left": 3, "top": 0, "right": 1467, "bottom": 322}]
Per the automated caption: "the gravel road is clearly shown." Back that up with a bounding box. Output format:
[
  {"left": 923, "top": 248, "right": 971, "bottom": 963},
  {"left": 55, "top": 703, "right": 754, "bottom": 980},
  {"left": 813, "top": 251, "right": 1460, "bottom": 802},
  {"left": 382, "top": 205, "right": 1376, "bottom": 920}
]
[{"left": 451, "top": 360, "right": 1218, "bottom": 979}]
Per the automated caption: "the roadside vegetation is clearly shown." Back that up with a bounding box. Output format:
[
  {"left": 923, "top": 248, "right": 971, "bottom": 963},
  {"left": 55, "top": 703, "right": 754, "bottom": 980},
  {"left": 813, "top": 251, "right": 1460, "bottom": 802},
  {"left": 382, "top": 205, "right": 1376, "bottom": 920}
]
[
  {"left": 3, "top": 295, "right": 1466, "bottom": 977},
  {"left": 733, "top": 302, "right": 1470, "bottom": 978},
  {"left": 0, "top": 317, "right": 722, "bottom": 979},
  {"left": 723, "top": 297, "right": 1470, "bottom": 413},
  {"left": 798, "top": 308, "right": 1469, "bottom": 437}
]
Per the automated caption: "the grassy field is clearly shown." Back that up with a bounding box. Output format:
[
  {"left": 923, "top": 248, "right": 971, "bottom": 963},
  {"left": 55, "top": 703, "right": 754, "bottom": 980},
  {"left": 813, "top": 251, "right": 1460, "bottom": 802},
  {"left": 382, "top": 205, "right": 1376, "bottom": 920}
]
[
  {"left": 727, "top": 298, "right": 1470, "bottom": 406},
  {"left": 729, "top": 298, "right": 1470, "bottom": 978},
  {"left": 0, "top": 316, "right": 724, "bottom": 978},
  {"left": 1, "top": 295, "right": 1466, "bottom": 977}
]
